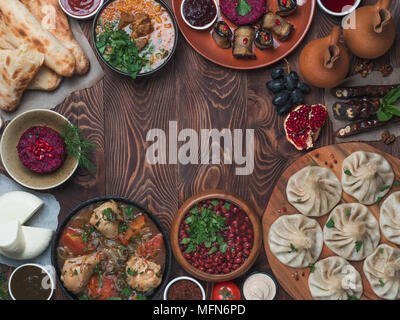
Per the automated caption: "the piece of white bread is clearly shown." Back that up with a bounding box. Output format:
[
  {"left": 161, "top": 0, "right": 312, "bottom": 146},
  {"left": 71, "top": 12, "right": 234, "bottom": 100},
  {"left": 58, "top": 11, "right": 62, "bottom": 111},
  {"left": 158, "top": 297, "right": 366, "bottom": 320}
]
[
  {"left": 21, "top": 0, "right": 90, "bottom": 75},
  {"left": 0, "top": 0, "right": 76, "bottom": 77},
  {"left": 0, "top": 32, "right": 62, "bottom": 91},
  {"left": 0, "top": 45, "right": 44, "bottom": 112}
]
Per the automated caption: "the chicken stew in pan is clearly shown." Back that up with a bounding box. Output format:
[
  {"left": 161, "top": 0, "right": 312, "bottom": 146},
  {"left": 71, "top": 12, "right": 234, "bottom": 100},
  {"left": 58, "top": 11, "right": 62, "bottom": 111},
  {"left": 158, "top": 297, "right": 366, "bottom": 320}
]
[{"left": 57, "top": 200, "right": 165, "bottom": 300}]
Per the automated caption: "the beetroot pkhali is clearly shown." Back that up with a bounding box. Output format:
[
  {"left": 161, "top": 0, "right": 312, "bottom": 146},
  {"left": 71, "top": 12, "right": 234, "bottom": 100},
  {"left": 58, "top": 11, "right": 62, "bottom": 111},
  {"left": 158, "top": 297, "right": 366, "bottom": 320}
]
[
  {"left": 17, "top": 126, "right": 66, "bottom": 174},
  {"left": 220, "top": 0, "right": 266, "bottom": 26}
]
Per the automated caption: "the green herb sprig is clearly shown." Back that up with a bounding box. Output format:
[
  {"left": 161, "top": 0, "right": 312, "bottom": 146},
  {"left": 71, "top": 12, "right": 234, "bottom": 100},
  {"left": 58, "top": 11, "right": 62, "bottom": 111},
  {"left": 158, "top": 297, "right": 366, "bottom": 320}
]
[
  {"left": 377, "top": 87, "right": 400, "bottom": 121},
  {"left": 0, "top": 273, "right": 9, "bottom": 300},
  {"left": 236, "top": 0, "right": 252, "bottom": 16},
  {"left": 62, "top": 123, "right": 97, "bottom": 171}
]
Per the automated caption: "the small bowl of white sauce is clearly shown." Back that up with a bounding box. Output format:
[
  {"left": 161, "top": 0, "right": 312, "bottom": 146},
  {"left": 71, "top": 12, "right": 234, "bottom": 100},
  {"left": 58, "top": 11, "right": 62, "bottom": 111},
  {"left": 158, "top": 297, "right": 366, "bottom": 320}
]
[{"left": 241, "top": 272, "right": 278, "bottom": 300}]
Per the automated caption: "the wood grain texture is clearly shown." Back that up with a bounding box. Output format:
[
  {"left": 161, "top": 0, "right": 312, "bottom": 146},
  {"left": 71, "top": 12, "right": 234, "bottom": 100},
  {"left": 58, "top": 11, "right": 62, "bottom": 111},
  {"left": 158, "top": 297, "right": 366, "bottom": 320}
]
[
  {"left": 262, "top": 143, "right": 400, "bottom": 300},
  {"left": 0, "top": 0, "right": 400, "bottom": 300}
]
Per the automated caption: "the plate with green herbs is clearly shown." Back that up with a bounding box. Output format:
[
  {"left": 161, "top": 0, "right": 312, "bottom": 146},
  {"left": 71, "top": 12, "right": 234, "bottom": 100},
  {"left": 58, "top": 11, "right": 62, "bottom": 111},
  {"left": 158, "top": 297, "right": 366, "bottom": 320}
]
[
  {"left": 92, "top": 0, "right": 178, "bottom": 78},
  {"left": 0, "top": 109, "right": 96, "bottom": 190}
]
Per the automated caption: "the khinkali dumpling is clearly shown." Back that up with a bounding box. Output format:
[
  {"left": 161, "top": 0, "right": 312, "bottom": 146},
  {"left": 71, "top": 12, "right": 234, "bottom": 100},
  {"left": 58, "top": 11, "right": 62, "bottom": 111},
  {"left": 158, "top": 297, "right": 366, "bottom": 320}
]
[
  {"left": 380, "top": 192, "right": 400, "bottom": 245},
  {"left": 286, "top": 166, "right": 342, "bottom": 217},
  {"left": 342, "top": 151, "right": 394, "bottom": 205},
  {"left": 268, "top": 214, "right": 323, "bottom": 268},
  {"left": 363, "top": 244, "right": 400, "bottom": 300},
  {"left": 309, "top": 256, "right": 363, "bottom": 300},
  {"left": 323, "top": 203, "right": 380, "bottom": 261}
]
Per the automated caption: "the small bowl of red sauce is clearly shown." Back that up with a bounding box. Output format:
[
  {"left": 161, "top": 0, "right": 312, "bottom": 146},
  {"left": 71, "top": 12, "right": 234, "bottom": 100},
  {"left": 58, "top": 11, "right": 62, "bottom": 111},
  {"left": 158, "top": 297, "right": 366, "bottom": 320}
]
[
  {"left": 317, "top": 0, "right": 360, "bottom": 16},
  {"left": 180, "top": 0, "right": 218, "bottom": 30},
  {"left": 58, "top": 0, "right": 104, "bottom": 19},
  {"left": 171, "top": 190, "right": 262, "bottom": 282}
]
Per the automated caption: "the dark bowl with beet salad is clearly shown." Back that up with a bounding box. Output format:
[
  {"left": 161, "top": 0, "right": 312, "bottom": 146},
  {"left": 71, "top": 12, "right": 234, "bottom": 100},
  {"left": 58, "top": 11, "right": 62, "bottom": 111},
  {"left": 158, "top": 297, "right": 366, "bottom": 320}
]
[{"left": 171, "top": 191, "right": 262, "bottom": 282}]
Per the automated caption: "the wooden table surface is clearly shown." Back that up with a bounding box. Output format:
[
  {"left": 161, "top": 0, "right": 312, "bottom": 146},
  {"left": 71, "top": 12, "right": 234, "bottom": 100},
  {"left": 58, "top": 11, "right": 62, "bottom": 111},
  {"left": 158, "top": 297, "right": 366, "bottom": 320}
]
[{"left": 1, "top": 0, "right": 400, "bottom": 300}]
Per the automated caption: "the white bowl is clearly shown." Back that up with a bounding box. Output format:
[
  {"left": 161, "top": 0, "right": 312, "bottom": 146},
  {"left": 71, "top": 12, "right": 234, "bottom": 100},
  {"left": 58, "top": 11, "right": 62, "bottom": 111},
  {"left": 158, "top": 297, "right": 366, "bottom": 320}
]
[
  {"left": 180, "top": 0, "right": 218, "bottom": 30},
  {"left": 163, "top": 276, "right": 206, "bottom": 300},
  {"left": 8, "top": 263, "right": 55, "bottom": 300},
  {"left": 317, "top": 0, "right": 360, "bottom": 16},
  {"left": 58, "top": 0, "right": 104, "bottom": 20}
]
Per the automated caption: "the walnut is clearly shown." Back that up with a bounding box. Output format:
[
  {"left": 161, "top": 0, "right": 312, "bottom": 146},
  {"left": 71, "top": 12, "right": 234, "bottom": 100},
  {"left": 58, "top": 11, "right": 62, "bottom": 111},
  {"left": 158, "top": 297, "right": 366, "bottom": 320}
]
[
  {"left": 355, "top": 60, "right": 374, "bottom": 78},
  {"left": 379, "top": 64, "right": 393, "bottom": 77},
  {"left": 382, "top": 130, "right": 396, "bottom": 145}
]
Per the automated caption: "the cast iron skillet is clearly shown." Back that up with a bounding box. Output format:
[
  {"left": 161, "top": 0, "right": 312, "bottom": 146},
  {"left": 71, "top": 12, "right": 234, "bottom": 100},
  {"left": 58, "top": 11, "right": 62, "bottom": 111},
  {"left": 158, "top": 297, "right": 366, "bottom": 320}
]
[
  {"left": 51, "top": 196, "right": 172, "bottom": 300},
  {"left": 91, "top": 0, "right": 178, "bottom": 78}
]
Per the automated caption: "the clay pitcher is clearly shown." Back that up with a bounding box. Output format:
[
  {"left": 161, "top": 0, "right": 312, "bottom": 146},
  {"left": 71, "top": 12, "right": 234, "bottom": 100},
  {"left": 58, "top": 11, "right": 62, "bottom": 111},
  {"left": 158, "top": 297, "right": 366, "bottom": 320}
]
[
  {"left": 342, "top": 0, "right": 395, "bottom": 59},
  {"left": 299, "top": 26, "right": 350, "bottom": 89}
]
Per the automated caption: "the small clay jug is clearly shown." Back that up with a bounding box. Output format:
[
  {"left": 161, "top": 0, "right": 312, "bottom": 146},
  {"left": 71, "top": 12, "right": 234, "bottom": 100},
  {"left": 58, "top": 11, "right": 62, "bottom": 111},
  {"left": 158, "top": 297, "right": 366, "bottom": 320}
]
[
  {"left": 299, "top": 26, "right": 350, "bottom": 89},
  {"left": 342, "top": 0, "right": 395, "bottom": 59}
]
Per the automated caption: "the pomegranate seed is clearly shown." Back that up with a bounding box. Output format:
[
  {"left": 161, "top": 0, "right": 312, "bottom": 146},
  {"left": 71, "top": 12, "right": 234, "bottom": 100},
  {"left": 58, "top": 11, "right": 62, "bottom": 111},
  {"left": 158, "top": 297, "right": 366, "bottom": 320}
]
[
  {"left": 265, "top": 34, "right": 269, "bottom": 40},
  {"left": 224, "top": 25, "right": 228, "bottom": 30},
  {"left": 243, "top": 38, "right": 248, "bottom": 44},
  {"left": 275, "top": 19, "right": 281, "bottom": 25}
]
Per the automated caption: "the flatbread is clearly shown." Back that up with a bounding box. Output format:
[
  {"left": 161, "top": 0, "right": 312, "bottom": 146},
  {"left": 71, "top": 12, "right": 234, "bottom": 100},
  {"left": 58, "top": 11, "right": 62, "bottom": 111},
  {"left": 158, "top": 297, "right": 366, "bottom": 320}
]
[
  {"left": 0, "top": 29, "right": 61, "bottom": 91},
  {"left": 0, "top": 45, "right": 44, "bottom": 112},
  {"left": 0, "top": 0, "right": 75, "bottom": 77},
  {"left": 27, "top": 66, "right": 62, "bottom": 91},
  {"left": 21, "top": 0, "right": 90, "bottom": 75}
]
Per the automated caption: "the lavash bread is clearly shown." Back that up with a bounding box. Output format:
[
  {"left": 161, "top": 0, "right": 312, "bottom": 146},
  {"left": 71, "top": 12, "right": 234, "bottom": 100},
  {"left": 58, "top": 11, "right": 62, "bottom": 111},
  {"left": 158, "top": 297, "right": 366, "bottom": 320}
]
[
  {"left": 286, "top": 166, "right": 342, "bottom": 217},
  {"left": 0, "top": 45, "right": 44, "bottom": 112},
  {"left": 268, "top": 214, "right": 323, "bottom": 268},
  {"left": 342, "top": 151, "right": 394, "bottom": 205},
  {"left": 0, "top": 0, "right": 75, "bottom": 77},
  {"left": 21, "top": 0, "right": 90, "bottom": 75}
]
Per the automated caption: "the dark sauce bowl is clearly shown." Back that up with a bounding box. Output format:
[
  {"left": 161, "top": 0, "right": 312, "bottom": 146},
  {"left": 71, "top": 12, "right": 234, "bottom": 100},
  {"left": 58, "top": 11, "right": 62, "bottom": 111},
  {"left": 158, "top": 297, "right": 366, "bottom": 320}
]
[
  {"left": 91, "top": 0, "right": 178, "bottom": 78},
  {"left": 51, "top": 196, "right": 172, "bottom": 300}
]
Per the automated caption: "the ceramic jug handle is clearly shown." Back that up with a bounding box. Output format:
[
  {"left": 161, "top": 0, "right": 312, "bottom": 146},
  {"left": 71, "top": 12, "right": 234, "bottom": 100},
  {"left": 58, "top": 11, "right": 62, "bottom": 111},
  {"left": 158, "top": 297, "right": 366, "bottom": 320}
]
[{"left": 323, "top": 26, "right": 341, "bottom": 70}]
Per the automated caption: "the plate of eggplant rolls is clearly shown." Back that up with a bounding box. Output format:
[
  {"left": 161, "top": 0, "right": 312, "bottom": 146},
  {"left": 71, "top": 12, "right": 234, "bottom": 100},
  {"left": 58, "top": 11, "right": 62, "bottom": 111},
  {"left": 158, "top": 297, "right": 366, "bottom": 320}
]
[{"left": 172, "top": 0, "right": 316, "bottom": 69}]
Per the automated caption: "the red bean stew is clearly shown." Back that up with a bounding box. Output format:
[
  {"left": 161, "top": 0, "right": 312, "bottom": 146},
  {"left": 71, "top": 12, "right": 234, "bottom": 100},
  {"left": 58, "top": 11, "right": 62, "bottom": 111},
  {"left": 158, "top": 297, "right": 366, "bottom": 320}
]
[
  {"left": 179, "top": 199, "right": 254, "bottom": 275},
  {"left": 57, "top": 200, "right": 165, "bottom": 300}
]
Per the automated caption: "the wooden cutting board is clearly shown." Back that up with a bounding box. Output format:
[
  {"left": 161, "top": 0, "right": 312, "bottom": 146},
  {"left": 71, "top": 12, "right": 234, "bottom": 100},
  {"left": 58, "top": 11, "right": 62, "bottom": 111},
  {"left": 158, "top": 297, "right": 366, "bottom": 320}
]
[{"left": 262, "top": 142, "right": 400, "bottom": 300}]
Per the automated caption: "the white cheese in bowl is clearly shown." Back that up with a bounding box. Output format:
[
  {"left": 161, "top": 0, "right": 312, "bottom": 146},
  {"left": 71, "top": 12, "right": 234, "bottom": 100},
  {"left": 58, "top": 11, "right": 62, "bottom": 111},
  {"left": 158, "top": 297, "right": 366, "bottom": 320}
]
[
  {"left": 0, "top": 220, "right": 25, "bottom": 255},
  {"left": 0, "top": 191, "right": 43, "bottom": 224}
]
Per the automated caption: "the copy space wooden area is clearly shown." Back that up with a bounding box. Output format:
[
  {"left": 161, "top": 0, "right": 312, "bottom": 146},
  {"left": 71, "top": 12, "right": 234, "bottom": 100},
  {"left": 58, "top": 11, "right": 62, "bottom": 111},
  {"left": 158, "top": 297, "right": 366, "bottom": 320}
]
[
  {"left": 262, "top": 143, "right": 400, "bottom": 300},
  {"left": 1, "top": 0, "right": 400, "bottom": 300}
]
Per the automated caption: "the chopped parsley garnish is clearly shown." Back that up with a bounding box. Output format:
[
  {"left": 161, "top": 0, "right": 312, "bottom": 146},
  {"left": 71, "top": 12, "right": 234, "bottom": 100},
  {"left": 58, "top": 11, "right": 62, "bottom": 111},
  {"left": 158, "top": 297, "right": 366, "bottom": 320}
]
[
  {"left": 326, "top": 219, "right": 335, "bottom": 228},
  {"left": 307, "top": 263, "right": 315, "bottom": 273},
  {"left": 102, "top": 208, "right": 115, "bottom": 222},
  {"left": 118, "top": 223, "right": 130, "bottom": 233},
  {"left": 236, "top": 0, "right": 252, "bottom": 16},
  {"left": 124, "top": 207, "right": 134, "bottom": 219},
  {"left": 289, "top": 243, "right": 298, "bottom": 253},
  {"left": 211, "top": 200, "right": 219, "bottom": 207},
  {"left": 394, "top": 181, "right": 400, "bottom": 187},
  {"left": 107, "top": 297, "right": 122, "bottom": 300},
  {"left": 355, "top": 241, "right": 363, "bottom": 252},
  {"left": 74, "top": 269, "right": 78, "bottom": 275},
  {"left": 345, "top": 208, "right": 351, "bottom": 217},
  {"left": 94, "top": 264, "right": 102, "bottom": 288},
  {"left": 122, "top": 287, "right": 132, "bottom": 297},
  {"left": 127, "top": 268, "right": 137, "bottom": 277},
  {"left": 379, "top": 279, "right": 385, "bottom": 287},
  {"left": 80, "top": 294, "right": 90, "bottom": 300},
  {"left": 296, "top": 199, "right": 302, "bottom": 203},
  {"left": 380, "top": 185, "right": 391, "bottom": 192},
  {"left": 136, "top": 294, "right": 147, "bottom": 300},
  {"left": 348, "top": 295, "right": 358, "bottom": 300},
  {"left": 82, "top": 226, "right": 95, "bottom": 252},
  {"left": 95, "top": 28, "right": 152, "bottom": 78},
  {"left": 182, "top": 206, "right": 227, "bottom": 254},
  {"left": 344, "top": 169, "right": 352, "bottom": 176},
  {"left": 376, "top": 197, "right": 383, "bottom": 204},
  {"left": 310, "top": 163, "right": 317, "bottom": 167},
  {"left": 223, "top": 202, "right": 231, "bottom": 210},
  {"left": 380, "top": 247, "right": 385, "bottom": 254}
]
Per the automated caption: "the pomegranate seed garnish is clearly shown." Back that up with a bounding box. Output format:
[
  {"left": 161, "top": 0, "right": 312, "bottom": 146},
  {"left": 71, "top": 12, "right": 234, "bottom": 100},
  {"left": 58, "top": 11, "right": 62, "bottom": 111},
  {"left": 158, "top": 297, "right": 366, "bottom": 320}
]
[
  {"left": 283, "top": 0, "right": 287, "bottom": 5},
  {"left": 243, "top": 38, "right": 248, "bottom": 44},
  {"left": 224, "top": 25, "right": 228, "bottom": 30},
  {"left": 275, "top": 19, "right": 281, "bottom": 25},
  {"left": 265, "top": 34, "right": 269, "bottom": 40}
]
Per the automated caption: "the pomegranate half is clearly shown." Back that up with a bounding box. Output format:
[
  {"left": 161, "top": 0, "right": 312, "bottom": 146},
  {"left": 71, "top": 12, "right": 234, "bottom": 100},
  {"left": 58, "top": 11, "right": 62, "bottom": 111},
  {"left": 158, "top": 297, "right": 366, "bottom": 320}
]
[{"left": 284, "top": 104, "right": 328, "bottom": 151}]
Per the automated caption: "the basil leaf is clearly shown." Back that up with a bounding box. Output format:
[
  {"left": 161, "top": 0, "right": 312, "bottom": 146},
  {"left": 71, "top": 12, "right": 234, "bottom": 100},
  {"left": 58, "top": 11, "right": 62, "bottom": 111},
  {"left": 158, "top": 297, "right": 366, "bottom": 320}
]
[
  {"left": 383, "top": 87, "right": 400, "bottom": 105},
  {"left": 236, "top": 0, "right": 252, "bottom": 16},
  {"left": 385, "top": 105, "right": 400, "bottom": 116},
  {"left": 377, "top": 108, "right": 393, "bottom": 122}
]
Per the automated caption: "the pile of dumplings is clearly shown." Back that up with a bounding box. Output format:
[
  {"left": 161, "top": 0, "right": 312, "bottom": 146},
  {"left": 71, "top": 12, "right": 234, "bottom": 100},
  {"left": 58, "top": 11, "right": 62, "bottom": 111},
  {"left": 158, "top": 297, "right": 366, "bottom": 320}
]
[{"left": 268, "top": 151, "right": 400, "bottom": 300}]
